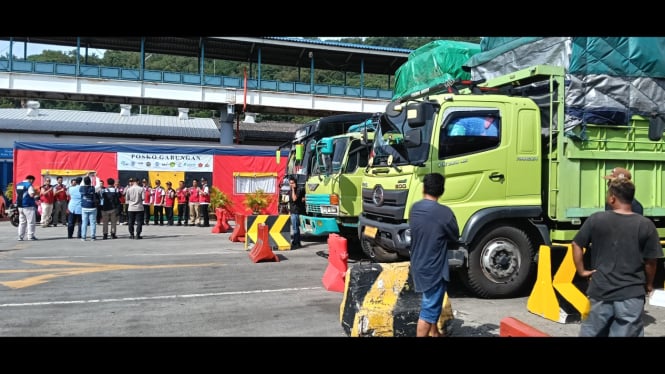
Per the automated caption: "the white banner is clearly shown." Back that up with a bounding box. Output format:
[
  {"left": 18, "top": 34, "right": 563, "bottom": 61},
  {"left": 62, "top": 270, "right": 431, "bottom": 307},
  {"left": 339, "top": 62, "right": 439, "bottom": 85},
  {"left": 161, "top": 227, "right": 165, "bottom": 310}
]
[{"left": 117, "top": 152, "right": 213, "bottom": 172}]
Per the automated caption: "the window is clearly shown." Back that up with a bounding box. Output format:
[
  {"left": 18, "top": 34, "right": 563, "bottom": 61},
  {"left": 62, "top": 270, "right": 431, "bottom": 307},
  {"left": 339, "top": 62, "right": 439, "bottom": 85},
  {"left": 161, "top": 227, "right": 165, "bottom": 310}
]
[
  {"left": 344, "top": 139, "right": 369, "bottom": 173},
  {"left": 233, "top": 172, "right": 277, "bottom": 194},
  {"left": 439, "top": 113, "right": 500, "bottom": 159}
]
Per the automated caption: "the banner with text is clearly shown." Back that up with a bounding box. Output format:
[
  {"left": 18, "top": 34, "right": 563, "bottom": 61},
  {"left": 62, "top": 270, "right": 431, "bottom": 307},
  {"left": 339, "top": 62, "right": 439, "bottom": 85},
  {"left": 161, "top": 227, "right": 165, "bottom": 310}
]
[{"left": 117, "top": 152, "right": 213, "bottom": 172}]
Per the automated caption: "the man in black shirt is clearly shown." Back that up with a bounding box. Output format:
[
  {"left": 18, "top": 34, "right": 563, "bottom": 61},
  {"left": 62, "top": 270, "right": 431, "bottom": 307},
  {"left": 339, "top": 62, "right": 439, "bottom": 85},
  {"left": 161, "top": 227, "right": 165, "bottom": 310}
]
[
  {"left": 573, "top": 177, "right": 661, "bottom": 336},
  {"left": 288, "top": 175, "right": 305, "bottom": 249},
  {"left": 408, "top": 173, "right": 460, "bottom": 337},
  {"left": 603, "top": 167, "right": 643, "bottom": 214}
]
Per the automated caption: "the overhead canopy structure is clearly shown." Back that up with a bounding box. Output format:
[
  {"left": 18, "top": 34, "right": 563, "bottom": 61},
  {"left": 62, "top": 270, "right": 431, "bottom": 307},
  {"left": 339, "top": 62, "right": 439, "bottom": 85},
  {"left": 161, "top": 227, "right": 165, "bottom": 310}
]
[{"left": 2, "top": 36, "right": 411, "bottom": 76}]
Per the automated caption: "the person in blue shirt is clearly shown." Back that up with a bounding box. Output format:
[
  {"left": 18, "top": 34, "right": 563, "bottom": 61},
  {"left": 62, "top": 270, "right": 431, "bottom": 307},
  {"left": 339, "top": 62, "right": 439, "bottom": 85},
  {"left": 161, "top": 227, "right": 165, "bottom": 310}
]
[
  {"left": 80, "top": 176, "right": 99, "bottom": 241},
  {"left": 408, "top": 172, "right": 460, "bottom": 337},
  {"left": 16, "top": 174, "right": 38, "bottom": 241},
  {"left": 67, "top": 177, "right": 83, "bottom": 239},
  {"left": 448, "top": 115, "right": 498, "bottom": 137}
]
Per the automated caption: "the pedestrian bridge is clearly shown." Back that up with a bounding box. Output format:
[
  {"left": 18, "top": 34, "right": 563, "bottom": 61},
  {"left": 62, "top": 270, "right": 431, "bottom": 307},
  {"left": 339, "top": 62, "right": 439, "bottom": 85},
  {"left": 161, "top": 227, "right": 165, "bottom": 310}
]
[{"left": 0, "top": 58, "right": 394, "bottom": 118}]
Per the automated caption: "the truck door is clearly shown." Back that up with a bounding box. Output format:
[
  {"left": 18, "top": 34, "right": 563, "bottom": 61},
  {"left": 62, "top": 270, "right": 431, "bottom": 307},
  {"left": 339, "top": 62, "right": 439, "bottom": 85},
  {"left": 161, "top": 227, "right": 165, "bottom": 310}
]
[
  {"left": 338, "top": 138, "right": 370, "bottom": 217},
  {"left": 436, "top": 108, "right": 506, "bottom": 225}
]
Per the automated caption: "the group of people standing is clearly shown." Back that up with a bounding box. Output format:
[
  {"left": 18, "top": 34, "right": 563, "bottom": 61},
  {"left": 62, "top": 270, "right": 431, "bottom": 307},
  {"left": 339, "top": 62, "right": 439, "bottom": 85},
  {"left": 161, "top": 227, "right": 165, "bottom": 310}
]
[
  {"left": 16, "top": 175, "right": 212, "bottom": 242},
  {"left": 138, "top": 177, "right": 211, "bottom": 228}
]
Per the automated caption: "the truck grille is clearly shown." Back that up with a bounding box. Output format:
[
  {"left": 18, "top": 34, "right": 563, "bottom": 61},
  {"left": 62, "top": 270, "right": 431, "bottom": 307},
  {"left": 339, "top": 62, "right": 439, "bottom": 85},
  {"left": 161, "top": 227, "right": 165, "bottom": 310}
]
[{"left": 361, "top": 188, "right": 408, "bottom": 221}]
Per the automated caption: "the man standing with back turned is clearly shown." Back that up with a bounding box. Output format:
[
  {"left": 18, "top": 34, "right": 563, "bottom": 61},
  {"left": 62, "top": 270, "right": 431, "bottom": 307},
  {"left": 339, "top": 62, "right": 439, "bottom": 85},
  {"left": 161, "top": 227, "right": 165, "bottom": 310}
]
[
  {"left": 409, "top": 172, "right": 459, "bottom": 337},
  {"left": 573, "top": 177, "right": 662, "bottom": 337},
  {"left": 125, "top": 177, "right": 145, "bottom": 240}
]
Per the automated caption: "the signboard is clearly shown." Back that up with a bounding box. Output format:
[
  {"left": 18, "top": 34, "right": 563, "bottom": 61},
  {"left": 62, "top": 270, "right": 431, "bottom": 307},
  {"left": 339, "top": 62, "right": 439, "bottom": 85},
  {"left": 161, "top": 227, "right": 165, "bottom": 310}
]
[
  {"left": 0, "top": 148, "right": 13, "bottom": 159},
  {"left": 117, "top": 152, "right": 213, "bottom": 172}
]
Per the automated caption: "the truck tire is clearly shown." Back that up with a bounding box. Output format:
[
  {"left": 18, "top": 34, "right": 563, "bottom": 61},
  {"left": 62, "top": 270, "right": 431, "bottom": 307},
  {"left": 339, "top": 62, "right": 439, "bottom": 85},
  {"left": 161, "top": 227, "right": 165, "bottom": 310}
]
[
  {"left": 459, "top": 226, "right": 536, "bottom": 299},
  {"left": 361, "top": 238, "right": 401, "bottom": 263}
]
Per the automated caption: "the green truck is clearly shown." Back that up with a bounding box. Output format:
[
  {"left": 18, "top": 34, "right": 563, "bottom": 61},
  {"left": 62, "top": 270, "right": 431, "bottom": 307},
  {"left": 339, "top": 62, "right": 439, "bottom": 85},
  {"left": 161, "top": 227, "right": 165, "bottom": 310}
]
[
  {"left": 299, "top": 116, "right": 377, "bottom": 243},
  {"left": 276, "top": 112, "right": 374, "bottom": 215},
  {"left": 358, "top": 64, "right": 665, "bottom": 299}
]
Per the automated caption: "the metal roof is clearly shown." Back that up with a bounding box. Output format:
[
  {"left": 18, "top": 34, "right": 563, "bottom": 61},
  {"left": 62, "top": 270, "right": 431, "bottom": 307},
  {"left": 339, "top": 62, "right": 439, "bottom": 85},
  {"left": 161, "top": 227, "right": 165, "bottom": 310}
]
[
  {"left": 0, "top": 108, "right": 221, "bottom": 141},
  {"left": 3, "top": 36, "right": 412, "bottom": 76}
]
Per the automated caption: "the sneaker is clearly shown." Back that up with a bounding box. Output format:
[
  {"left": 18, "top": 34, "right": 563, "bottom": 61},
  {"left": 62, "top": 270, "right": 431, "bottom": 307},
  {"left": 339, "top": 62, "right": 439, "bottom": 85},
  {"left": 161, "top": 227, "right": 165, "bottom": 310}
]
[
  {"left": 17, "top": 237, "right": 23, "bottom": 241},
  {"left": 136, "top": 235, "right": 143, "bottom": 240},
  {"left": 111, "top": 233, "right": 117, "bottom": 239},
  {"left": 129, "top": 235, "right": 135, "bottom": 239},
  {"left": 91, "top": 238, "right": 96, "bottom": 241},
  {"left": 28, "top": 236, "right": 38, "bottom": 241},
  {"left": 103, "top": 234, "right": 108, "bottom": 240},
  {"left": 80, "top": 238, "right": 86, "bottom": 242}
]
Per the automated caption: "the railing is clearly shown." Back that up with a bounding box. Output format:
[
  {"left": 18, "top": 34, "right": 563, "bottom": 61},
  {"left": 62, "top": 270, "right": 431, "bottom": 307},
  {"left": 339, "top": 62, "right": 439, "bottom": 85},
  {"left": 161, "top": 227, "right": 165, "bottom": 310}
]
[{"left": 0, "top": 59, "right": 394, "bottom": 100}]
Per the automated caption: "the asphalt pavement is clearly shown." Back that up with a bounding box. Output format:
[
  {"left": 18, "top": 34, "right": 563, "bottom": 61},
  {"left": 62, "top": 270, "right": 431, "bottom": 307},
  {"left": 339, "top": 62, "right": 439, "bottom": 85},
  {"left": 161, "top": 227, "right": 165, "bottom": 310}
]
[{"left": 1, "top": 216, "right": 664, "bottom": 339}]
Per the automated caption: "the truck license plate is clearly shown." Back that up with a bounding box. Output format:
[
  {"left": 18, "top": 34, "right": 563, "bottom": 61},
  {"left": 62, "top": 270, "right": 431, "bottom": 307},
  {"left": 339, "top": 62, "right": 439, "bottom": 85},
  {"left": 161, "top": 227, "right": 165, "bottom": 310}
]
[{"left": 364, "top": 226, "right": 377, "bottom": 239}]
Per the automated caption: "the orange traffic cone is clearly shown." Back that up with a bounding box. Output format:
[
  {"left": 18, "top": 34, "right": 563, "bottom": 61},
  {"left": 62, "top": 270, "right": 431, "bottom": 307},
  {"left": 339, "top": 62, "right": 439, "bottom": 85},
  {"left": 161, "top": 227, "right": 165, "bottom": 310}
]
[
  {"left": 248, "top": 224, "right": 279, "bottom": 263},
  {"left": 322, "top": 233, "right": 348, "bottom": 292},
  {"left": 212, "top": 208, "right": 230, "bottom": 234},
  {"left": 230, "top": 213, "right": 246, "bottom": 242}
]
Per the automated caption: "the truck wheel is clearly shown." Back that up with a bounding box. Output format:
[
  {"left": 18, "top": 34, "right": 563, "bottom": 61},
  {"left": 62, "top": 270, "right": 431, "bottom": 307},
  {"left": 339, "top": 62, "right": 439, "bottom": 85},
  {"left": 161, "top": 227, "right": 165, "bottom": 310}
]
[
  {"left": 460, "top": 226, "right": 536, "bottom": 299},
  {"left": 361, "top": 238, "right": 400, "bottom": 262}
]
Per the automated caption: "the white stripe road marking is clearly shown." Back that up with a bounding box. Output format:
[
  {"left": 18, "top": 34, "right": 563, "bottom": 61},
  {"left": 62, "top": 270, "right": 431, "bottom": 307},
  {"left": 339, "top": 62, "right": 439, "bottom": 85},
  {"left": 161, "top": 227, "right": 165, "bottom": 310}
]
[{"left": 0, "top": 286, "right": 324, "bottom": 308}]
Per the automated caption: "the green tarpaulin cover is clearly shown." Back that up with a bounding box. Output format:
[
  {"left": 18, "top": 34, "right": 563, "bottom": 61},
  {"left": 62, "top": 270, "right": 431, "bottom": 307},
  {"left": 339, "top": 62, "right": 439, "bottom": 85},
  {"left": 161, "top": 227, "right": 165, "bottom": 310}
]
[{"left": 392, "top": 40, "right": 480, "bottom": 100}]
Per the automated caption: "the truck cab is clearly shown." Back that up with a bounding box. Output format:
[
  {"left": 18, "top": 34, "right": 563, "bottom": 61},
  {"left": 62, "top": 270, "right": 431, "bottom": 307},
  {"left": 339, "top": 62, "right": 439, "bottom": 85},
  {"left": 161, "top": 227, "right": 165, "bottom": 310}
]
[
  {"left": 300, "top": 118, "right": 376, "bottom": 241},
  {"left": 276, "top": 113, "right": 374, "bottom": 215}
]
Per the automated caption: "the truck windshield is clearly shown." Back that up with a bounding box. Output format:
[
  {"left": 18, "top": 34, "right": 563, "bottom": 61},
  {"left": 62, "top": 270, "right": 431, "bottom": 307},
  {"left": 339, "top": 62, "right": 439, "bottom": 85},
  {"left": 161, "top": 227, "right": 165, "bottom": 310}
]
[
  {"left": 371, "top": 110, "right": 433, "bottom": 167},
  {"left": 313, "top": 137, "right": 349, "bottom": 175}
]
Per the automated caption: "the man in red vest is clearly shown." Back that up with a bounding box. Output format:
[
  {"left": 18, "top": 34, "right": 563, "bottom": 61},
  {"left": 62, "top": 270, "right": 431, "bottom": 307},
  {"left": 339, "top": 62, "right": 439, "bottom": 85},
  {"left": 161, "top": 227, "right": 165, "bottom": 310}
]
[{"left": 39, "top": 177, "right": 55, "bottom": 228}]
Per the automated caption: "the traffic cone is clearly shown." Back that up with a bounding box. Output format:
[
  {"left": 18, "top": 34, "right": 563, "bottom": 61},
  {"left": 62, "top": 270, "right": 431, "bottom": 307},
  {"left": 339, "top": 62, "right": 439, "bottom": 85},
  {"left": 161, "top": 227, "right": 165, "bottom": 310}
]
[
  {"left": 230, "top": 213, "right": 246, "bottom": 242},
  {"left": 212, "top": 208, "right": 230, "bottom": 234},
  {"left": 248, "top": 223, "right": 279, "bottom": 263},
  {"left": 322, "top": 233, "right": 348, "bottom": 292}
]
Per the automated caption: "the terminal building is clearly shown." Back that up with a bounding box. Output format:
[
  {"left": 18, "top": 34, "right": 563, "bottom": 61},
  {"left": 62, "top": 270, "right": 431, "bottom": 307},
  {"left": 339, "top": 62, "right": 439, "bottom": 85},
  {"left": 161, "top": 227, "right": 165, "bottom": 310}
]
[{"left": 0, "top": 102, "right": 300, "bottom": 207}]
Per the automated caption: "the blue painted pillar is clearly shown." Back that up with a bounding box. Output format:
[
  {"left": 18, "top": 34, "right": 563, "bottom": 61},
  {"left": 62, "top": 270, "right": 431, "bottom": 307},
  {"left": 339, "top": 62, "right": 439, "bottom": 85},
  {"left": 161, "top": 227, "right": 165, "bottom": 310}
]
[
  {"left": 360, "top": 58, "right": 365, "bottom": 98},
  {"left": 76, "top": 37, "right": 81, "bottom": 76},
  {"left": 257, "top": 47, "right": 262, "bottom": 90},
  {"left": 200, "top": 38, "right": 205, "bottom": 85},
  {"left": 310, "top": 51, "right": 314, "bottom": 93},
  {"left": 8, "top": 37, "right": 12, "bottom": 71},
  {"left": 140, "top": 37, "right": 145, "bottom": 80}
]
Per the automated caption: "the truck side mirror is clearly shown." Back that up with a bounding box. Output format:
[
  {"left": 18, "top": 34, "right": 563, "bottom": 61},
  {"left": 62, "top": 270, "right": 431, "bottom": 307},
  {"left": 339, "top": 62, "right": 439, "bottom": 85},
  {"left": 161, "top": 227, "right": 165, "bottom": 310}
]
[{"left": 319, "top": 138, "right": 334, "bottom": 155}]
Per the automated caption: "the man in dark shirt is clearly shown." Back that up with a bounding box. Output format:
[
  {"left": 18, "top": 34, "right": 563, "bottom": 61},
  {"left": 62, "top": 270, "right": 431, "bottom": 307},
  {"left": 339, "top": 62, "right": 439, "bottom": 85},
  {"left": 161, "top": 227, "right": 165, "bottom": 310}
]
[
  {"left": 573, "top": 177, "right": 662, "bottom": 336},
  {"left": 408, "top": 172, "right": 460, "bottom": 337},
  {"left": 288, "top": 175, "right": 305, "bottom": 249},
  {"left": 603, "top": 167, "right": 643, "bottom": 214}
]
